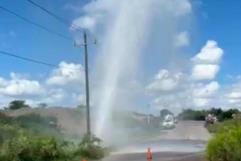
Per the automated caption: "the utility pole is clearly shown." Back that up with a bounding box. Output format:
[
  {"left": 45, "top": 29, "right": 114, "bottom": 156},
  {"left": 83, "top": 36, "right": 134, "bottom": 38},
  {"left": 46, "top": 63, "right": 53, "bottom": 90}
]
[
  {"left": 83, "top": 31, "right": 91, "bottom": 136},
  {"left": 74, "top": 31, "right": 92, "bottom": 136}
]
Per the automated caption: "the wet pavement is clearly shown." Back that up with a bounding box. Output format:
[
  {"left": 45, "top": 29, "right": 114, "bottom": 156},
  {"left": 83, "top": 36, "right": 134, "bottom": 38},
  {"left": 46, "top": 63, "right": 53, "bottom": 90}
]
[
  {"left": 103, "top": 121, "right": 209, "bottom": 161},
  {"left": 103, "top": 152, "right": 205, "bottom": 161},
  {"left": 113, "top": 140, "right": 206, "bottom": 154}
]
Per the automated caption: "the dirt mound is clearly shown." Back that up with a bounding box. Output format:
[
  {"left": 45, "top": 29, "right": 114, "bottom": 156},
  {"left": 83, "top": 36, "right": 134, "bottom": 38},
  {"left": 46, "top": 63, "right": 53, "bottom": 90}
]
[{"left": 5, "top": 107, "right": 86, "bottom": 137}]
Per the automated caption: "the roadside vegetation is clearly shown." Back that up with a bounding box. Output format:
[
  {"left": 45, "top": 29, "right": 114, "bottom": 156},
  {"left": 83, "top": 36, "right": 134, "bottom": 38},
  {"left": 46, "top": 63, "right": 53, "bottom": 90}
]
[
  {"left": 178, "top": 108, "right": 241, "bottom": 161},
  {"left": 206, "top": 119, "right": 241, "bottom": 161},
  {"left": 178, "top": 108, "right": 240, "bottom": 121},
  {"left": 0, "top": 100, "right": 107, "bottom": 161},
  {"left": 205, "top": 112, "right": 241, "bottom": 161}
]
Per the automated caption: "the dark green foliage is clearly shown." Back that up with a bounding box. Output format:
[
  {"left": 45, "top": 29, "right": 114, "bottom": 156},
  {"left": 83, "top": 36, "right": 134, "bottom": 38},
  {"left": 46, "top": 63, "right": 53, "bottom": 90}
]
[
  {"left": 37, "top": 103, "right": 48, "bottom": 108},
  {"left": 206, "top": 127, "right": 241, "bottom": 161},
  {"left": 0, "top": 112, "right": 12, "bottom": 124},
  {"left": 0, "top": 111, "right": 107, "bottom": 161},
  {"left": 0, "top": 113, "right": 16, "bottom": 144},
  {"left": 8, "top": 100, "right": 30, "bottom": 110},
  {"left": 0, "top": 135, "right": 68, "bottom": 161},
  {"left": 218, "top": 109, "right": 239, "bottom": 121},
  {"left": 179, "top": 108, "right": 240, "bottom": 121},
  {"left": 0, "top": 133, "right": 106, "bottom": 161},
  {"left": 0, "top": 124, "right": 22, "bottom": 145},
  {"left": 160, "top": 109, "right": 173, "bottom": 120},
  {"left": 0, "top": 112, "right": 60, "bottom": 139},
  {"left": 75, "top": 134, "right": 105, "bottom": 160},
  {"left": 15, "top": 114, "right": 59, "bottom": 137},
  {"left": 178, "top": 109, "right": 206, "bottom": 120}
]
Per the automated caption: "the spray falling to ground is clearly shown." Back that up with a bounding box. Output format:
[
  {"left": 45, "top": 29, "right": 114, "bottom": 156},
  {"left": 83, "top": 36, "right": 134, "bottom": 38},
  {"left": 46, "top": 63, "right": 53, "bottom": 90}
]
[{"left": 75, "top": 0, "right": 193, "bottom": 141}]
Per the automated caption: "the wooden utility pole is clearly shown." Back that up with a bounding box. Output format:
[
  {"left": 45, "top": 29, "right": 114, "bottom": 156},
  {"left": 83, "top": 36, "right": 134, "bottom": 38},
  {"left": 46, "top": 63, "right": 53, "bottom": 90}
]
[{"left": 83, "top": 31, "right": 91, "bottom": 136}]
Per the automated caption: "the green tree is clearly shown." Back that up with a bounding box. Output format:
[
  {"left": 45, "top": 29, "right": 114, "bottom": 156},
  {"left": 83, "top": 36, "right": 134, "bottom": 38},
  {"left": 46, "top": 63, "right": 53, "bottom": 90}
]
[
  {"left": 178, "top": 109, "right": 206, "bottom": 120},
  {"left": 160, "top": 109, "right": 173, "bottom": 120},
  {"left": 37, "top": 103, "right": 48, "bottom": 109},
  {"left": 8, "top": 100, "right": 30, "bottom": 110}
]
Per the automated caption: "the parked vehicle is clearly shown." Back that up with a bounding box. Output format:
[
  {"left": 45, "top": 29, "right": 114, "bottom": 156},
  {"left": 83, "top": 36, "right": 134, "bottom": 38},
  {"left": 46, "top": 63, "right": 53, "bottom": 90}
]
[
  {"left": 205, "top": 114, "right": 217, "bottom": 127},
  {"left": 161, "top": 114, "right": 175, "bottom": 129}
]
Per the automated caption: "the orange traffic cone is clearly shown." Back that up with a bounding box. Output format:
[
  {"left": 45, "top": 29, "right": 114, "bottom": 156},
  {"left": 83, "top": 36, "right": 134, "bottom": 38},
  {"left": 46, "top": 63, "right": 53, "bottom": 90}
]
[{"left": 146, "top": 148, "right": 153, "bottom": 161}]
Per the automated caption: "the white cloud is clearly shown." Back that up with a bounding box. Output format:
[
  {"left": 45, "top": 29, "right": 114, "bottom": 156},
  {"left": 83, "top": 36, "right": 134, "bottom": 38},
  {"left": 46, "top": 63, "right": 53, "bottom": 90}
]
[
  {"left": 191, "top": 40, "right": 223, "bottom": 81},
  {"left": 192, "top": 40, "right": 224, "bottom": 64},
  {"left": 191, "top": 64, "right": 220, "bottom": 80},
  {"left": 228, "top": 99, "right": 241, "bottom": 104},
  {"left": 193, "top": 81, "right": 220, "bottom": 98},
  {"left": 46, "top": 61, "right": 85, "bottom": 86},
  {"left": 149, "top": 80, "right": 221, "bottom": 111},
  {"left": 0, "top": 73, "right": 44, "bottom": 97},
  {"left": 191, "top": 81, "right": 220, "bottom": 107},
  {"left": 40, "top": 89, "right": 66, "bottom": 105},
  {"left": 174, "top": 0, "right": 192, "bottom": 16},
  {"left": 71, "top": 16, "right": 97, "bottom": 32},
  {"left": 227, "top": 92, "right": 241, "bottom": 99},
  {"left": 174, "top": 31, "right": 190, "bottom": 47},
  {"left": 147, "top": 69, "right": 183, "bottom": 92},
  {"left": 193, "top": 98, "right": 209, "bottom": 107},
  {"left": 224, "top": 81, "right": 241, "bottom": 106},
  {"left": 0, "top": 62, "right": 86, "bottom": 108},
  {"left": 150, "top": 95, "right": 185, "bottom": 114},
  {"left": 0, "top": 78, "right": 7, "bottom": 87},
  {"left": 148, "top": 41, "right": 223, "bottom": 111}
]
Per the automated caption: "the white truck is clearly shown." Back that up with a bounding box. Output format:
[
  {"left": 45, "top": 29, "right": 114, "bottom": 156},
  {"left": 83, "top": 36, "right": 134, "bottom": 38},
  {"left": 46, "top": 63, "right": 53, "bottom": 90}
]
[{"left": 161, "top": 114, "right": 176, "bottom": 129}]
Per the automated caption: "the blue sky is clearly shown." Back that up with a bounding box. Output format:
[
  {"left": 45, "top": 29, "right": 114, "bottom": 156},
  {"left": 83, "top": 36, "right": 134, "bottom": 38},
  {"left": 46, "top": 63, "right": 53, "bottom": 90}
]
[
  {"left": 194, "top": 1, "right": 241, "bottom": 84},
  {"left": 0, "top": 0, "right": 240, "bottom": 80},
  {"left": 0, "top": 0, "right": 241, "bottom": 111},
  {"left": 0, "top": 0, "right": 88, "bottom": 78}
]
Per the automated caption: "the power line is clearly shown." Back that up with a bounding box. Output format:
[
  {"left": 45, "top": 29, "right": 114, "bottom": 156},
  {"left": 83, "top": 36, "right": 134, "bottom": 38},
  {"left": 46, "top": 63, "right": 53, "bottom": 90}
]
[
  {"left": 0, "top": 5, "right": 72, "bottom": 41},
  {"left": 0, "top": 50, "right": 85, "bottom": 71},
  {"left": 0, "top": 50, "right": 57, "bottom": 68},
  {"left": 26, "top": 0, "right": 69, "bottom": 25},
  {"left": 26, "top": 0, "right": 84, "bottom": 32},
  {"left": 26, "top": 0, "right": 99, "bottom": 46},
  {"left": 24, "top": 1, "right": 93, "bottom": 136}
]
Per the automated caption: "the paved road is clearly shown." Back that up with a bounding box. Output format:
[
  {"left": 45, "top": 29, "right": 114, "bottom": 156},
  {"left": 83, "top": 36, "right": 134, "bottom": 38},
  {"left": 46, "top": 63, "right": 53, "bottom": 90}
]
[
  {"left": 113, "top": 121, "right": 210, "bottom": 154},
  {"left": 157, "top": 121, "right": 211, "bottom": 141},
  {"left": 103, "top": 121, "right": 209, "bottom": 161},
  {"left": 103, "top": 152, "right": 205, "bottom": 161}
]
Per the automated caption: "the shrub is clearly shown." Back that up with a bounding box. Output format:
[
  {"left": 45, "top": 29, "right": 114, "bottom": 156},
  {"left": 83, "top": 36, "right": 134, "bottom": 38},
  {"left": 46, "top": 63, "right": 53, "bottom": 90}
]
[
  {"left": 0, "top": 133, "right": 107, "bottom": 161},
  {"left": 206, "top": 127, "right": 241, "bottom": 161},
  {"left": 0, "top": 135, "right": 68, "bottom": 161},
  {"left": 15, "top": 114, "right": 59, "bottom": 137},
  {"left": 207, "top": 118, "right": 241, "bottom": 133},
  {"left": 0, "top": 124, "right": 23, "bottom": 145},
  {"left": 74, "top": 134, "right": 106, "bottom": 160},
  {"left": 0, "top": 112, "right": 12, "bottom": 124}
]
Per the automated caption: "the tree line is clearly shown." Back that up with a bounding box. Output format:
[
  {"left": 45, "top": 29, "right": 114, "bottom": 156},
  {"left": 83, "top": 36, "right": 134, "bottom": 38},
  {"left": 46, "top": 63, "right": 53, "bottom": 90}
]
[{"left": 178, "top": 108, "right": 240, "bottom": 122}]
